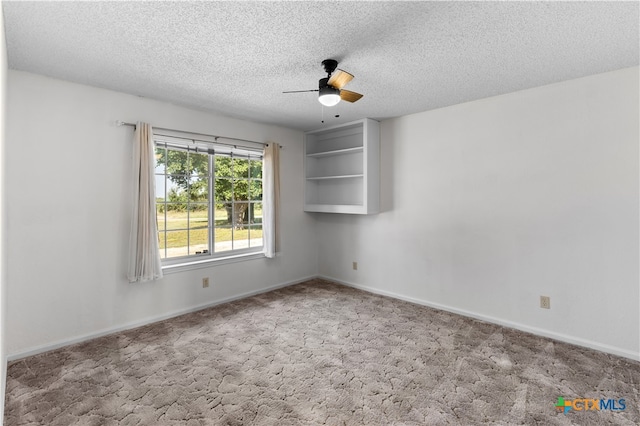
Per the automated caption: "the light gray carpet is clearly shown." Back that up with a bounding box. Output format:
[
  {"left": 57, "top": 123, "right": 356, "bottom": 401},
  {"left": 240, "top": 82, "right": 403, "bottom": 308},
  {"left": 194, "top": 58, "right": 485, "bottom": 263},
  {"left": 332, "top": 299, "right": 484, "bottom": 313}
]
[{"left": 5, "top": 279, "right": 640, "bottom": 425}]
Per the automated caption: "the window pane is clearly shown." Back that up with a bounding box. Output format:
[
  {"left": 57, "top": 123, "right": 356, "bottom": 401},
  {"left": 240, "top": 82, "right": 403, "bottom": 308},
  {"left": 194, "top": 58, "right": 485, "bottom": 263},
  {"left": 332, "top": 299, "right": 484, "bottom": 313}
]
[
  {"left": 167, "top": 175, "right": 190, "bottom": 192},
  {"left": 249, "top": 225, "right": 263, "bottom": 248},
  {"left": 165, "top": 204, "right": 187, "bottom": 230},
  {"left": 214, "top": 178, "right": 232, "bottom": 202},
  {"left": 189, "top": 228, "right": 209, "bottom": 255},
  {"left": 233, "top": 158, "right": 249, "bottom": 178},
  {"left": 214, "top": 156, "right": 232, "bottom": 178},
  {"left": 188, "top": 152, "right": 208, "bottom": 176},
  {"left": 155, "top": 176, "right": 166, "bottom": 200},
  {"left": 164, "top": 230, "right": 189, "bottom": 258},
  {"left": 189, "top": 177, "right": 208, "bottom": 202},
  {"left": 168, "top": 184, "right": 188, "bottom": 203},
  {"left": 156, "top": 205, "right": 166, "bottom": 232},
  {"left": 188, "top": 205, "right": 208, "bottom": 229},
  {"left": 155, "top": 148, "right": 166, "bottom": 173},
  {"left": 250, "top": 202, "right": 262, "bottom": 224},
  {"left": 233, "top": 201, "right": 250, "bottom": 229},
  {"left": 215, "top": 203, "right": 232, "bottom": 227},
  {"left": 166, "top": 150, "right": 190, "bottom": 176},
  {"left": 233, "top": 229, "right": 250, "bottom": 250},
  {"left": 250, "top": 159, "right": 262, "bottom": 179},
  {"left": 214, "top": 227, "right": 233, "bottom": 252},
  {"left": 249, "top": 181, "right": 262, "bottom": 201},
  {"left": 233, "top": 179, "right": 249, "bottom": 200}
]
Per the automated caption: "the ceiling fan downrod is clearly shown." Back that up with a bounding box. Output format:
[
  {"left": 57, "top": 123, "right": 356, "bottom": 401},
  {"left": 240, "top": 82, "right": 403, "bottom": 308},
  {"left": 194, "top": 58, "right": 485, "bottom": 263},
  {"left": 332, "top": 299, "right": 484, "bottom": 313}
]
[{"left": 321, "top": 59, "right": 338, "bottom": 77}]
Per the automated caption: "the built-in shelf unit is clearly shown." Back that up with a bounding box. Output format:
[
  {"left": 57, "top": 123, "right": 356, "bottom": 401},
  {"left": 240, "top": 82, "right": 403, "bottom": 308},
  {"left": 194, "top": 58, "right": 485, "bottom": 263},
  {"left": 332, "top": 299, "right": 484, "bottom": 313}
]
[{"left": 304, "top": 118, "right": 380, "bottom": 214}]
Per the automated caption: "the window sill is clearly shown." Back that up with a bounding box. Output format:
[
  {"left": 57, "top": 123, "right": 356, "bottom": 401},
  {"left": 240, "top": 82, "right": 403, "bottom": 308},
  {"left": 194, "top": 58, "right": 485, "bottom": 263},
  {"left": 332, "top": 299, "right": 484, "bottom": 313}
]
[{"left": 162, "top": 251, "right": 267, "bottom": 274}]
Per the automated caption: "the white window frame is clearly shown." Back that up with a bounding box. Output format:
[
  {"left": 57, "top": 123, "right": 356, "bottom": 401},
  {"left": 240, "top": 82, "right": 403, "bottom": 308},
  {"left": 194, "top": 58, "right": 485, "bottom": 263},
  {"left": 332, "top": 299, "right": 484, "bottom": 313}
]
[{"left": 154, "top": 136, "right": 265, "bottom": 271}]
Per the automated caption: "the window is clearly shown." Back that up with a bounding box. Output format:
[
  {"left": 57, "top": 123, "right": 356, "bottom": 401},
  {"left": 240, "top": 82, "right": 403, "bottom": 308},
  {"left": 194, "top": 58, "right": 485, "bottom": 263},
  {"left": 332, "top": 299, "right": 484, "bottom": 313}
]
[{"left": 155, "top": 143, "right": 263, "bottom": 263}]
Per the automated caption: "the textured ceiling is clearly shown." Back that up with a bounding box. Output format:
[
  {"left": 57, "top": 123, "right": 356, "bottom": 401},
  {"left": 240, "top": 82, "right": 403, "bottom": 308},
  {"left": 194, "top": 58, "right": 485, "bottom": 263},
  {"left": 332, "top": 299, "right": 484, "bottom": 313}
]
[{"left": 3, "top": 1, "right": 639, "bottom": 131}]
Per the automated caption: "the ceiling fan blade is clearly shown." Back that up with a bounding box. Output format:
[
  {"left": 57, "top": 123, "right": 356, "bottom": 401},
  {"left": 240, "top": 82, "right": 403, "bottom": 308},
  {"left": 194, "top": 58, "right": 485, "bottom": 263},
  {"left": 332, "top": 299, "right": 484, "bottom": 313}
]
[
  {"left": 327, "top": 69, "right": 354, "bottom": 89},
  {"left": 340, "top": 90, "right": 363, "bottom": 103},
  {"left": 282, "top": 89, "right": 319, "bottom": 93}
]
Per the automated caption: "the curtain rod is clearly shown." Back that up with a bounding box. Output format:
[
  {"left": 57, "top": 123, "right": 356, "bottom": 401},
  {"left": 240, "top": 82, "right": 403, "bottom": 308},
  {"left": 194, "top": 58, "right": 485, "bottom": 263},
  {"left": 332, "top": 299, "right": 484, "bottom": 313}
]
[{"left": 116, "top": 121, "right": 269, "bottom": 147}]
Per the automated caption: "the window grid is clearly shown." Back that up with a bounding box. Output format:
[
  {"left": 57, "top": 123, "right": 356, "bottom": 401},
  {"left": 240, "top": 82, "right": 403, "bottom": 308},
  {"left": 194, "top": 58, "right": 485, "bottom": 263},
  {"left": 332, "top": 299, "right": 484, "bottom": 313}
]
[{"left": 155, "top": 145, "right": 263, "bottom": 262}]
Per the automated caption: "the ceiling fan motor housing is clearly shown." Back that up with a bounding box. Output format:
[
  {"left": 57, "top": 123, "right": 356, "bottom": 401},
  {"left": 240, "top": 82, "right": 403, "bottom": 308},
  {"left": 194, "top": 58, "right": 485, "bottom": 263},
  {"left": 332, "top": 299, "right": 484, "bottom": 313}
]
[{"left": 319, "top": 77, "right": 340, "bottom": 96}]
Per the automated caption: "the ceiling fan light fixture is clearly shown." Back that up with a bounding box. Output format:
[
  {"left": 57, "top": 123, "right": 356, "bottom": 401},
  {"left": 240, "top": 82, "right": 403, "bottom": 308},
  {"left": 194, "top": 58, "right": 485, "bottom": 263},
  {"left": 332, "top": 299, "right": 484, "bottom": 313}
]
[
  {"left": 282, "top": 60, "right": 362, "bottom": 108},
  {"left": 319, "top": 93, "right": 341, "bottom": 107},
  {"left": 318, "top": 85, "right": 341, "bottom": 107}
]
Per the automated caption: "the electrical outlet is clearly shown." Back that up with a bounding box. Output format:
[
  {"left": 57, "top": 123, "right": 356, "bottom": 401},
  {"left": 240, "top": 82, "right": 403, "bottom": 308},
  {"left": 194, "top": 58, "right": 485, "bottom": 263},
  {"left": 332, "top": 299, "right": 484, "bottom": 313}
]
[
  {"left": 352, "top": 261, "right": 358, "bottom": 270},
  {"left": 202, "top": 277, "right": 210, "bottom": 288},
  {"left": 540, "top": 296, "right": 550, "bottom": 309}
]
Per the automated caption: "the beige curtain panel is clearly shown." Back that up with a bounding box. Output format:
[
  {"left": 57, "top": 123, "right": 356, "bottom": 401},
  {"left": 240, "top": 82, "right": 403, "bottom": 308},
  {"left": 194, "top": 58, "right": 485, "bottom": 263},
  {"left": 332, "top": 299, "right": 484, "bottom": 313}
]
[
  {"left": 262, "top": 143, "right": 280, "bottom": 258},
  {"left": 127, "top": 122, "right": 163, "bottom": 282}
]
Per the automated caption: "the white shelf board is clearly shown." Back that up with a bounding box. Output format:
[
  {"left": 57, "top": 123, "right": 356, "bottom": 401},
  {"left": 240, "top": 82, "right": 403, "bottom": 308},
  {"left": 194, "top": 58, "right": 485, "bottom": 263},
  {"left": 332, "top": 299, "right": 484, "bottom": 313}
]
[
  {"left": 304, "top": 204, "right": 365, "bottom": 214},
  {"left": 306, "top": 174, "right": 364, "bottom": 181},
  {"left": 306, "top": 146, "right": 363, "bottom": 158}
]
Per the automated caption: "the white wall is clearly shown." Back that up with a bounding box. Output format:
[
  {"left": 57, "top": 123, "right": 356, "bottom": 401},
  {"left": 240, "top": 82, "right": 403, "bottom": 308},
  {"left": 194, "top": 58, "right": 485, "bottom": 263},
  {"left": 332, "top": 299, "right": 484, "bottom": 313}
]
[
  {"left": 0, "top": 3, "right": 7, "bottom": 422},
  {"left": 5, "top": 67, "right": 639, "bottom": 364},
  {"left": 317, "top": 67, "right": 640, "bottom": 360},
  {"left": 5, "top": 71, "right": 317, "bottom": 357}
]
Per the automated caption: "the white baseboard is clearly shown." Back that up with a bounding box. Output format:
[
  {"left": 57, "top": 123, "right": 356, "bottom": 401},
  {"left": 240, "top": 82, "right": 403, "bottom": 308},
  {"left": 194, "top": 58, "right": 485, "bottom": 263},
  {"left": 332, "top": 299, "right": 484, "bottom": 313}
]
[
  {"left": 10, "top": 274, "right": 638, "bottom": 363},
  {"left": 319, "top": 275, "right": 640, "bottom": 362},
  {"left": 8, "top": 276, "right": 315, "bottom": 362}
]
